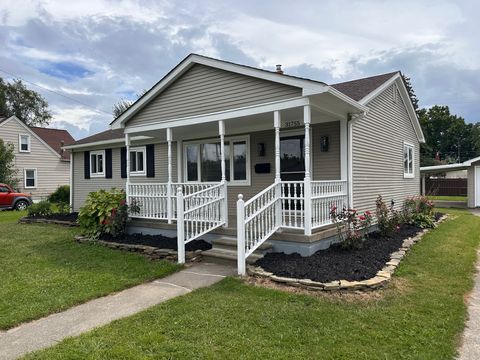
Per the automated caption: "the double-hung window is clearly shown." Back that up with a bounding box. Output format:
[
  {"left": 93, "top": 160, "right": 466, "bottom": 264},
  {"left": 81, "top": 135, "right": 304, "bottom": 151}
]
[
  {"left": 184, "top": 136, "right": 250, "bottom": 185},
  {"left": 24, "top": 169, "right": 37, "bottom": 188},
  {"left": 19, "top": 134, "right": 30, "bottom": 152},
  {"left": 403, "top": 142, "right": 414, "bottom": 178},
  {"left": 129, "top": 147, "right": 146, "bottom": 176},
  {"left": 90, "top": 150, "right": 105, "bottom": 177}
]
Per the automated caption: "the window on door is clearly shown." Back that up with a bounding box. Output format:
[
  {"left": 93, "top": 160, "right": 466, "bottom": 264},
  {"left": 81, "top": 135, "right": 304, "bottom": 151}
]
[
  {"left": 280, "top": 135, "right": 305, "bottom": 181},
  {"left": 184, "top": 136, "right": 249, "bottom": 185}
]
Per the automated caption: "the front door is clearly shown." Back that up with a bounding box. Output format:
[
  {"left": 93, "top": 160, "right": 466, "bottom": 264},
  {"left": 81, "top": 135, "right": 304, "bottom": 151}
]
[{"left": 280, "top": 135, "right": 305, "bottom": 181}]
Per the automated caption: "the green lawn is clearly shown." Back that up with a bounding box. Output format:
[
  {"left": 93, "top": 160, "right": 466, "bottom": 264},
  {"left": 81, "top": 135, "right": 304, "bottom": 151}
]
[
  {"left": 0, "top": 211, "right": 181, "bottom": 330},
  {"left": 428, "top": 195, "right": 467, "bottom": 202},
  {"left": 25, "top": 208, "right": 480, "bottom": 359}
]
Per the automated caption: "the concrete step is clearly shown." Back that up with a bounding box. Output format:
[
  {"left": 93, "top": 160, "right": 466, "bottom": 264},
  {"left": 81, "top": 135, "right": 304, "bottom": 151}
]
[
  {"left": 202, "top": 248, "right": 263, "bottom": 266},
  {"left": 210, "top": 238, "right": 273, "bottom": 252}
]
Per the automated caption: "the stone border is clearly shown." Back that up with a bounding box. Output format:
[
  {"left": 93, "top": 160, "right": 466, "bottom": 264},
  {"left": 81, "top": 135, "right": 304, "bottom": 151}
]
[
  {"left": 247, "top": 215, "right": 449, "bottom": 292},
  {"left": 19, "top": 217, "right": 79, "bottom": 227},
  {"left": 74, "top": 235, "right": 203, "bottom": 262}
]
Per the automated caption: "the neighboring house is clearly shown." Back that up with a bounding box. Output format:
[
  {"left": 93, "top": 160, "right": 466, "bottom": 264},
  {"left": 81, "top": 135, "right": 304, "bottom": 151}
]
[
  {"left": 0, "top": 115, "right": 74, "bottom": 200},
  {"left": 64, "top": 54, "right": 424, "bottom": 273}
]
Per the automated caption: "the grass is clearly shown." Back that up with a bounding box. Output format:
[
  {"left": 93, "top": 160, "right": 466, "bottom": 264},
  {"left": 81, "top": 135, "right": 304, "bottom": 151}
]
[
  {"left": 25, "top": 208, "right": 480, "bottom": 359},
  {"left": 428, "top": 195, "right": 467, "bottom": 202},
  {"left": 0, "top": 211, "right": 181, "bottom": 330}
]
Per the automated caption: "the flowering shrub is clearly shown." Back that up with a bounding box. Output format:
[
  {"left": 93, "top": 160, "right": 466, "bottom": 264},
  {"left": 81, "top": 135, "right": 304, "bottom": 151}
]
[
  {"left": 375, "top": 195, "right": 402, "bottom": 237},
  {"left": 403, "top": 196, "right": 435, "bottom": 228},
  {"left": 330, "top": 206, "right": 373, "bottom": 249},
  {"left": 78, "top": 189, "right": 139, "bottom": 239}
]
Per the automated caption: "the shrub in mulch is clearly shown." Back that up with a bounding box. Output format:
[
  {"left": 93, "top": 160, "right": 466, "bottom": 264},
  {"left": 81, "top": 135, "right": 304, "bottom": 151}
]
[
  {"left": 100, "top": 233, "right": 212, "bottom": 252},
  {"left": 255, "top": 217, "right": 442, "bottom": 283}
]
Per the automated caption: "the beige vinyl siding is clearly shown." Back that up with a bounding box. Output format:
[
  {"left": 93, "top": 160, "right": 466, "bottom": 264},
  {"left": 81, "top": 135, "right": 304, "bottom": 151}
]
[
  {"left": 467, "top": 161, "right": 480, "bottom": 208},
  {"left": 72, "top": 142, "right": 178, "bottom": 211},
  {"left": 225, "top": 123, "right": 340, "bottom": 224},
  {"left": 352, "top": 84, "right": 420, "bottom": 214},
  {"left": 127, "top": 64, "right": 302, "bottom": 127},
  {"left": 0, "top": 119, "right": 69, "bottom": 200}
]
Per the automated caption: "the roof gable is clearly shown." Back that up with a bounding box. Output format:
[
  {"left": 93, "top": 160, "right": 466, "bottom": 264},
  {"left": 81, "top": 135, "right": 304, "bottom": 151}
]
[
  {"left": 111, "top": 53, "right": 329, "bottom": 129},
  {"left": 0, "top": 116, "right": 73, "bottom": 159}
]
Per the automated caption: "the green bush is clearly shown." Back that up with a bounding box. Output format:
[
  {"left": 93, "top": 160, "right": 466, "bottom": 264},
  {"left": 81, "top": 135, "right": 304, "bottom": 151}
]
[
  {"left": 403, "top": 196, "right": 435, "bottom": 228},
  {"left": 78, "top": 189, "right": 138, "bottom": 239},
  {"left": 48, "top": 185, "right": 70, "bottom": 204},
  {"left": 27, "top": 200, "right": 53, "bottom": 217},
  {"left": 375, "top": 195, "right": 402, "bottom": 236},
  {"left": 56, "top": 201, "right": 70, "bottom": 215}
]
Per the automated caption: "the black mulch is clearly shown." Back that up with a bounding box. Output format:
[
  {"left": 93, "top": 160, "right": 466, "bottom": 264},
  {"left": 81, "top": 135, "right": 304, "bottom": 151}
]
[
  {"left": 255, "top": 223, "right": 426, "bottom": 283},
  {"left": 26, "top": 212, "right": 78, "bottom": 222},
  {"left": 100, "top": 233, "right": 212, "bottom": 252}
]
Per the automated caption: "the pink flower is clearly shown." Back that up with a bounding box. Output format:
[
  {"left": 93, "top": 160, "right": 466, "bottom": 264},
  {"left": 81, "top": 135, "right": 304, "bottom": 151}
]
[
  {"left": 359, "top": 215, "right": 366, "bottom": 221},
  {"left": 365, "top": 211, "right": 372, "bottom": 216}
]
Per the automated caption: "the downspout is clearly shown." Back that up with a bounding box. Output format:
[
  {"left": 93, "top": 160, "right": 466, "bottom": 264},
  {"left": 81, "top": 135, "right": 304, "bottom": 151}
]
[{"left": 347, "top": 111, "right": 367, "bottom": 209}]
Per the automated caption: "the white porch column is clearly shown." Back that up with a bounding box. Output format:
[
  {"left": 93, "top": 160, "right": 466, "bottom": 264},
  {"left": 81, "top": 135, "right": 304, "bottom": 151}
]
[
  {"left": 274, "top": 111, "right": 282, "bottom": 228},
  {"left": 167, "top": 128, "right": 173, "bottom": 224},
  {"left": 340, "top": 118, "right": 348, "bottom": 180},
  {"left": 125, "top": 133, "right": 131, "bottom": 205},
  {"left": 303, "top": 105, "right": 312, "bottom": 236},
  {"left": 218, "top": 120, "right": 228, "bottom": 227},
  {"left": 348, "top": 119, "right": 354, "bottom": 208}
]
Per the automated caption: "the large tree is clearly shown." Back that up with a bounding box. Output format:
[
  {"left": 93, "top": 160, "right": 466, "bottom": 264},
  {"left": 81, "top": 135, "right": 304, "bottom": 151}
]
[
  {"left": 0, "top": 78, "right": 52, "bottom": 126},
  {"left": 402, "top": 74, "right": 419, "bottom": 112},
  {"left": 0, "top": 139, "right": 18, "bottom": 187},
  {"left": 418, "top": 105, "right": 479, "bottom": 166}
]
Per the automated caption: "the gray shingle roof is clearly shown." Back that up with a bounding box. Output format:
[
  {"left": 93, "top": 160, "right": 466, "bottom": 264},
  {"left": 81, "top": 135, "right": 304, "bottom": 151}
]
[{"left": 331, "top": 71, "right": 399, "bottom": 101}]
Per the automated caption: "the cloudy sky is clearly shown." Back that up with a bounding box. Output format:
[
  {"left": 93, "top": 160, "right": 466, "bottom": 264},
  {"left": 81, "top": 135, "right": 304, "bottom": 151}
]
[{"left": 0, "top": 0, "right": 478, "bottom": 140}]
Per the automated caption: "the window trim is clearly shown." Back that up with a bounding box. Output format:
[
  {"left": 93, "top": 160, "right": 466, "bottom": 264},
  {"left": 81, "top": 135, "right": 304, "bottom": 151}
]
[
  {"left": 90, "top": 150, "right": 105, "bottom": 178},
  {"left": 129, "top": 146, "right": 147, "bottom": 177},
  {"left": 19, "top": 134, "right": 31, "bottom": 153},
  {"left": 403, "top": 142, "right": 414, "bottom": 178},
  {"left": 24, "top": 168, "right": 37, "bottom": 189},
  {"left": 183, "top": 135, "right": 251, "bottom": 186}
]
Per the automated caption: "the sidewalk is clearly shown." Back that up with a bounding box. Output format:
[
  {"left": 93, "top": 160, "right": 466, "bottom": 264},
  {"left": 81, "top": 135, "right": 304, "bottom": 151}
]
[
  {"left": 458, "top": 249, "right": 480, "bottom": 360},
  {"left": 0, "top": 262, "right": 235, "bottom": 360}
]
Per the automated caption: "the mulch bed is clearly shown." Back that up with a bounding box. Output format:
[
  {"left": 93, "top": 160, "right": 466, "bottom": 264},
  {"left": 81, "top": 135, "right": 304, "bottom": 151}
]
[
  {"left": 100, "top": 233, "right": 212, "bottom": 252},
  {"left": 255, "top": 222, "right": 430, "bottom": 283},
  {"left": 26, "top": 212, "right": 78, "bottom": 222}
]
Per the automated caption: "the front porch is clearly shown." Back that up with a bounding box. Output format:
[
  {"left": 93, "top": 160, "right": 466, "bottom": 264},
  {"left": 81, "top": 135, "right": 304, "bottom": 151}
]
[{"left": 124, "top": 98, "right": 356, "bottom": 274}]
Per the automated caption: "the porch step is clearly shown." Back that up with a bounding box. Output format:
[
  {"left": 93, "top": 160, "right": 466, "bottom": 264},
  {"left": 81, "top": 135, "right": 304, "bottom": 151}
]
[{"left": 202, "top": 237, "right": 272, "bottom": 266}]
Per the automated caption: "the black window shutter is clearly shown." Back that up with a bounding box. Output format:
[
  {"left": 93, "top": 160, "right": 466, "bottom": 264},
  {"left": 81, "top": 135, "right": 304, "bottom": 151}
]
[
  {"left": 120, "top": 147, "right": 127, "bottom": 179},
  {"left": 84, "top": 151, "right": 90, "bottom": 179},
  {"left": 146, "top": 144, "right": 155, "bottom": 178},
  {"left": 105, "top": 149, "right": 112, "bottom": 179}
]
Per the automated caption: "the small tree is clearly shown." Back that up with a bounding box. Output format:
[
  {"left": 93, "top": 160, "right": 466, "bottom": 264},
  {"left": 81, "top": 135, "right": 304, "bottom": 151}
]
[
  {"left": 0, "top": 139, "right": 18, "bottom": 187},
  {"left": 0, "top": 78, "right": 52, "bottom": 127},
  {"left": 112, "top": 89, "right": 147, "bottom": 119}
]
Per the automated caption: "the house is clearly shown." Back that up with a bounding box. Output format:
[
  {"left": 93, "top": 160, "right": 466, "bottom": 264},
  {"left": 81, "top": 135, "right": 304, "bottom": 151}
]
[
  {"left": 421, "top": 156, "right": 480, "bottom": 207},
  {"left": 0, "top": 115, "right": 74, "bottom": 200},
  {"left": 64, "top": 54, "right": 424, "bottom": 274}
]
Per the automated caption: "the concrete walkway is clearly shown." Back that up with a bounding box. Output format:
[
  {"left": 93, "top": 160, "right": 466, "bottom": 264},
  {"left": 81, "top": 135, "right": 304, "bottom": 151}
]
[
  {"left": 458, "top": 250, "right": 480, "bottom": 359},
  {"left": 0, "top": 262, "right": 235, "bottom": 360}
]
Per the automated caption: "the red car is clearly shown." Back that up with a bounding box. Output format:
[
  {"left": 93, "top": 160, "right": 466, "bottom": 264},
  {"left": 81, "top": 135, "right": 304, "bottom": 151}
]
[{"left": 0, "top": 183, "right": 33, "bottom": 211}]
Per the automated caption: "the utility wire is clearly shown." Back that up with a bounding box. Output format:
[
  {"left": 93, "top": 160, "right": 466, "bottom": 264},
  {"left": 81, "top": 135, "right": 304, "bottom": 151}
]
[{"left": 0, "top": 67, "right": 111, "bottom": 116}]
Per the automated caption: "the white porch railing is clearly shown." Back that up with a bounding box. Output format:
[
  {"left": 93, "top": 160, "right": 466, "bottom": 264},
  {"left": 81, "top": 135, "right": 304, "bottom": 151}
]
[
  {"left": 176, "top": 182, "right": 227, "bottom": 263},
  {"left": 237, "top": 179, "right": 348, "bottom": 274},
  {"left": 128, "top": 182, "right": 217, "bottom": 221}
]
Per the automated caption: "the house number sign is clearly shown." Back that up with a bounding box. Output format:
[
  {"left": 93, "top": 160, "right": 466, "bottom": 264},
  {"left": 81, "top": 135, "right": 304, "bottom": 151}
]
[{"left": 283, "top": 120, "right": 301, "bottom": 128}]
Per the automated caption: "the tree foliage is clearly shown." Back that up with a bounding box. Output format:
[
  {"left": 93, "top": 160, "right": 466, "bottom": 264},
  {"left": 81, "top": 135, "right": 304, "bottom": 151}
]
[
  {"left": 402, "top": 74, "right": 419, "bottom": 111},
  {"left": 419, "top": 105, "right": 479, "bottom": 166},
  {"left": 0, "top": 139, "right": 18, "bottom": 187},
  {"left": 0, "top": 78, "right": 52, "bottom": 126},
  {"left": 112, "top": 89, "right": 147, "bottom": 119}
]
